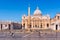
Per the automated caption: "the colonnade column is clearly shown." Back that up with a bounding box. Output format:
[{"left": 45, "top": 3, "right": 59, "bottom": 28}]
[{"left": 0, "top": 24, "right": 1, "bottom": 30}]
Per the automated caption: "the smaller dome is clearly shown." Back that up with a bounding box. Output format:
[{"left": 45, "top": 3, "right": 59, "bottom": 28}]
[
  {"left": 23, "top": 14, "right": 26, "bottom": 17},
  {"left": 34, "top": 7, "right": 42, "bottom": 15},
  {"left": 22, "top": 14, "right": 26, "bottom": 19},
  {"left": 46, "top": 14, "right": 50, "bottom": 19},
  {"left": 46, "top": 14, "right": 50, "bottom": 17}
]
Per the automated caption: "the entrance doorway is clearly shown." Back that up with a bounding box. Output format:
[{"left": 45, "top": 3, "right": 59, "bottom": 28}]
[{"left": 56, "top": 25, "right": 58, "bottom": 30}]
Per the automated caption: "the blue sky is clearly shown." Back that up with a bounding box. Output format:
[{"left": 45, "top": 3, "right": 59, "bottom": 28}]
[{"left": 0, "top": 0, "right": 60, "bottom": 22}]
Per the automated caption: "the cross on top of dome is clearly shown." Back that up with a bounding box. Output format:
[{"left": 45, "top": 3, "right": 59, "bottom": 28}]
[{"left": 36, "top": 6, "right": 39, "bottom": 10}]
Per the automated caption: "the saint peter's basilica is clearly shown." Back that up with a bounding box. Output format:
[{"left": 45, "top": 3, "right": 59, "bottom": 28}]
[{"left": 22, "top": 6, "right": 60, "bottom": 31}]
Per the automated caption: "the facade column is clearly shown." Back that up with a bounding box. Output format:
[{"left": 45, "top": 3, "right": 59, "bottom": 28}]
[
  {"left": 34, "top": 21, "right": 35, "bottom": 29},
  {"left": 10, "top": 24, "right": 13, "bottom": 30},
  {"left": 32, "top": 21, "right": 33, "bottom": 29},
  {"left": 39, "top": 21, "right": 40, "bottom": 28},
  {"left": 33, "top": 21, "right": 34, "bottom": 28},
  {"left": 38, "top": 21, "right": 39, "bottom": 28},
  {"left": 7, "top": 24, "right": 8, "bottom": 30},
  {"left": 25, "top": 20, "right": 28, "bottom": 29},
  {"left": 44, "top": 21, "right": 45, "bottom": 29}
]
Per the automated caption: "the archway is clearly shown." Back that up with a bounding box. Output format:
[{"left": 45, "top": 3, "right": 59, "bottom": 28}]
[
  {"left": 8, "top": 24, "right": 11, "bottom": 30},
  {"left": 56, "top": 24, "right": 58, "bottom": 30}
]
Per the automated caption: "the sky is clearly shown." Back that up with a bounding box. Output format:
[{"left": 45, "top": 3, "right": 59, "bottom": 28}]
[{"left": 0, "top": 0, "right": 60, "bottom": 22}]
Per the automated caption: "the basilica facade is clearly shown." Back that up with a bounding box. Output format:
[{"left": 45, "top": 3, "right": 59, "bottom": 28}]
[{"left": 22, "top": 6, "right": 60, "bottom": 31}]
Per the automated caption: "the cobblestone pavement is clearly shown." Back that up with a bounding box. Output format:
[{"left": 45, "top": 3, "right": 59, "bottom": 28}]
[{"left": 0, "top": 31, "right": 60, "bottom": 40}]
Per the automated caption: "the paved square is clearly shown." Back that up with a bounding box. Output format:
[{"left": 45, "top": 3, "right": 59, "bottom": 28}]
[{"left": 0, "top": 31, "right": 60, "bottom": 40}]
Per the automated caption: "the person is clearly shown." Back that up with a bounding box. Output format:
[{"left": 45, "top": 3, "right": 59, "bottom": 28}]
[
  {"left": 9, "top": 31, "right": 12, "bottom": 36},
  {"left": 11, "top": 33, "right": 15, "bottom": 37},
  {"left": 9, "top": 32, "right": 15, "bottom": 37},
  {"left": 39, "top": 32, "right": 41, "bottom": 37}
]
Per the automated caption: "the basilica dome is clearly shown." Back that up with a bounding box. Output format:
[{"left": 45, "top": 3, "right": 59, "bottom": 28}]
[{"left": 34, "top": 7, "right": 42, "bottom": 16}]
